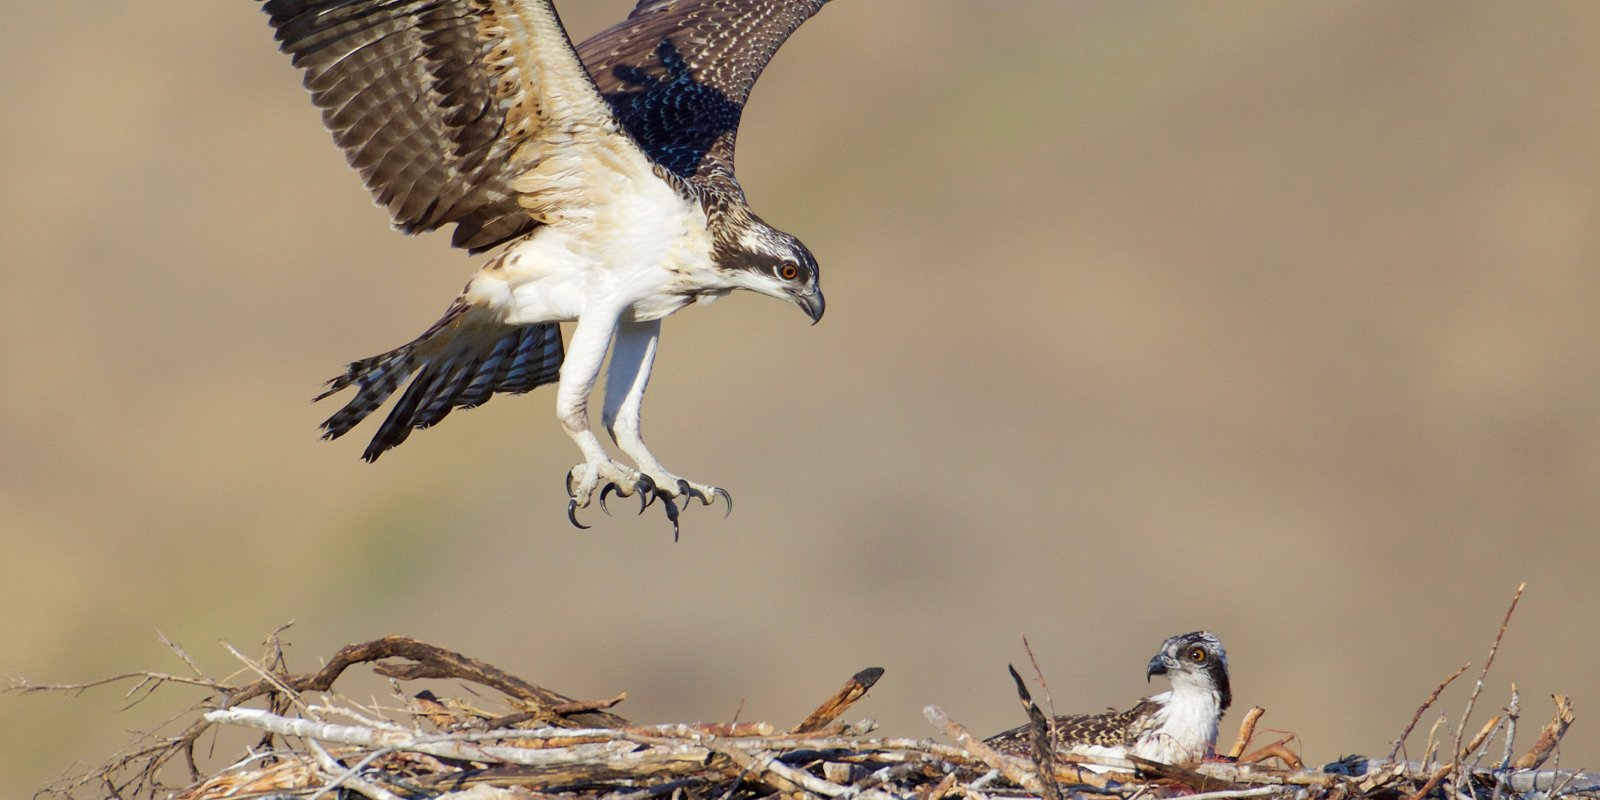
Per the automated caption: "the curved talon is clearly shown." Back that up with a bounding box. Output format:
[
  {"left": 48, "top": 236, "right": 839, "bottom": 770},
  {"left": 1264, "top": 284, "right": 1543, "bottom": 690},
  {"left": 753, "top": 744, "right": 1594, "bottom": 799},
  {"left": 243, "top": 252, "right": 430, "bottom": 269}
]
[
  {"left": 712, "top": 487, "right": 733, "bottom": 517},
  {"left": 599, "top": 483, "right": 617, "bottom": 516},
  {"left": 635, "top": 486, "right": 648, "bottom": 516},
  {"left": 565, "top": 467, "right": 578, "bottom": 498},
  {"left": 661, "top": 495, "right": 681, "bottom": 542},
  {"left": 637, "top": 474, "right": 658, "bottom": 509},
  {"left": 679, "top": 480, "right": 709, "bottom": 505},
  {"left": 567, "top": 499, "right": 590, "bottom": 530}
]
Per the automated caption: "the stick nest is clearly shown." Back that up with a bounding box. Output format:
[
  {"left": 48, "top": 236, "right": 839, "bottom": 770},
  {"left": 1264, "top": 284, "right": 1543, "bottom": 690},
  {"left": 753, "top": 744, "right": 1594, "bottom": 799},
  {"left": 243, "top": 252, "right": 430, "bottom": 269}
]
[{"left": 10, "top": 629, "right": 1596, "bottom": 800}]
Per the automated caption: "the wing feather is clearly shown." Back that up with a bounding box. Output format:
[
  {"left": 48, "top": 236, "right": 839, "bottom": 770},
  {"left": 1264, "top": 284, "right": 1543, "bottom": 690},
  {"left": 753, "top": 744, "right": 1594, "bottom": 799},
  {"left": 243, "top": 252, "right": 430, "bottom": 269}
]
[
  {"left": 987, "top": 699, "right": 1163, "bottom": 757},
  {"left": 577, "top": 0, "right": 830, "bottom": 187},
  {"left": 262, "top": 0, "right": 628, "bottom": 252}
]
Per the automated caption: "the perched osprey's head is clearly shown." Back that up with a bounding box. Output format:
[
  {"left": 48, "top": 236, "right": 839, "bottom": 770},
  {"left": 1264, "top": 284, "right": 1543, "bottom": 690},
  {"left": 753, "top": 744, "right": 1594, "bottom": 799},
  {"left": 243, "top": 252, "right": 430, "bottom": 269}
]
[
  {"left": 1146, "top": 630, "right": 1231, "bottom": 711},
  {"left": 715, "top": 216, "right": 825, "bottom": 324}
]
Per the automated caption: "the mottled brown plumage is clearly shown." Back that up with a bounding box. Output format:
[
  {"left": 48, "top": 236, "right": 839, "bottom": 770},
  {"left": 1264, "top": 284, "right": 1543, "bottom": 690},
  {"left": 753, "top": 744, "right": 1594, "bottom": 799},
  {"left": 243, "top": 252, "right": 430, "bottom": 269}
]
[
  {"left": 986, "top": 632, "right": 1231, "bottom": 768},
  {"left": 582, "top": 0, "right": 829, "bottom": 189},
  {"left": 263, "top": 0, "right": 831, "bottom": 253},
  {"left": 987, "top": 698, "right": 1163, "bottom": 756}
]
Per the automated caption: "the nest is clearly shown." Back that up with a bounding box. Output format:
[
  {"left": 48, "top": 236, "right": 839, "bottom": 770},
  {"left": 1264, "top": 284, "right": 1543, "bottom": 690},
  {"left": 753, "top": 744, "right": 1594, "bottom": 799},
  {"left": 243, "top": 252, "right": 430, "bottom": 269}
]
[{"left": 11, "top": 611, "right": 1597, "bottom": 800}]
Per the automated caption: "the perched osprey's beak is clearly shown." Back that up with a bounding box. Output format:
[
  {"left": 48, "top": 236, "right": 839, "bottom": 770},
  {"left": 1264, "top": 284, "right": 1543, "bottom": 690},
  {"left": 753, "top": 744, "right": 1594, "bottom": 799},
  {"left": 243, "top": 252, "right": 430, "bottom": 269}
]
[
  {"left": 794, "top": 288, "right": 825, "bottom": 325},
  {"left": 1147, "top": 653, "right": 1175, "bottom": 681}
]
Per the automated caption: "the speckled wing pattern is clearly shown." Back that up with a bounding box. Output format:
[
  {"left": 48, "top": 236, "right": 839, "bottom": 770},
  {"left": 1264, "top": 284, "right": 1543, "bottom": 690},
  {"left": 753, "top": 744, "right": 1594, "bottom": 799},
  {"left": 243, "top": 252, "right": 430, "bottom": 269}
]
[
  {"left": 261, "top": 0, "right": 624, "bottom": 253},
  {"left": 986, "top": 699, "right": 1162, "bottom": 758},
  {"left": 577, "top": 0, "right": 831, "bottom": 189}
]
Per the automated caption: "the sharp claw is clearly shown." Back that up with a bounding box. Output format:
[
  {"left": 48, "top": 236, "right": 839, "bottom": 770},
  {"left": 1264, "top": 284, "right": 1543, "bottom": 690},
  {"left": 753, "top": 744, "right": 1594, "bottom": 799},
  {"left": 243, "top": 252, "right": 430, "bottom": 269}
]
[
  {"left": 599, "top": 483, "right": 616, "bottom": 516},
  {"left": 567, "top": 499, "right": 590, "bottom": 530},
  {"left": 638, "top": 474, "right": 657, "bottom": 509},
  {"left": 662, "top": 496, "right": 681, "bottom": 542},
  {"left": 679, "top": 480, "right": 710, "bottom": 505},
  {"left": 565, "top": 467, "right": 578, "bottom": 498},
  {"left": 713, "top": 487, "right": 733, "bottom": 517},
  {"left": 636, "top": 486, "right": 648, "bottom": 515}
]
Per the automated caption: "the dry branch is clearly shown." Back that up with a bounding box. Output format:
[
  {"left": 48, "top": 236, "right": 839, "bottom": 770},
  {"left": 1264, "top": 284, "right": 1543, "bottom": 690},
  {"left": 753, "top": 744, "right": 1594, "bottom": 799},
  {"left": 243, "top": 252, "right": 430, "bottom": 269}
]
[
  {"left": 1226, "top": 707, "right": 1266, "bottom": 760},
  {"left": 790, "top": 667, "right": 883, "bottom": 734},
  {"left": 1512, "top": 695, "right": 1574, "bottom": 770},
  {"left": 1387, "top": 662, "right": 1470, "bottom": 762}
]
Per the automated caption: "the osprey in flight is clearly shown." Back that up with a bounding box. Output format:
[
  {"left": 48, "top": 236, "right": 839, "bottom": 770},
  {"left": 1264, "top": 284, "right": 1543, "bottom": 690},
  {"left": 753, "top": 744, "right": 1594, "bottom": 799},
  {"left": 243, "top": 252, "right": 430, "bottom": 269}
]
[
  {"left": 987, "top": 631, "right": 1232, "bottom": 768},
  {"left": 261, "top": 0, "right": 830, "bottom": 533}
]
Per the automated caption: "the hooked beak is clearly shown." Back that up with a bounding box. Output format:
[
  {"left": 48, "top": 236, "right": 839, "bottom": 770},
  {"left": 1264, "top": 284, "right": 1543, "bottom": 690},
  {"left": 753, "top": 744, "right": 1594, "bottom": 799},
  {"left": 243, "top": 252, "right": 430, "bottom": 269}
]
[
  {"left": 1147, "top": 653, "right": 1176, "bottom": 681},
  {"left": 793, "top": 288, "right": 825, "bottom": 325}
]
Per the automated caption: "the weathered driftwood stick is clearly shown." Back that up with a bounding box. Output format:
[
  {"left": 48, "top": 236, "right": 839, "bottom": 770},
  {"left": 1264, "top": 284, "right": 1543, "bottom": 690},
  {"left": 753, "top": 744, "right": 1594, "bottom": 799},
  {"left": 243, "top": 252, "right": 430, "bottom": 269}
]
[
  {"left": 1178, "top": 787, "right": 1284, "bottom": 800},
  {"left": 707, "top": 742, "right": 854, "bottom": 798},
  {"left": 1006, "top": 664, "right": 1062, "bottom": 800},
  {"left": 1128, "top": 756, "right": 1242, "bottom": 793},
  {"left": 1226, "top": 706, "right": 1266, "bottom": 760},
  {"left": 1387, "top": 662, "right": 1470, "bottom": 761},
  {"left": 346, "top": 637, "right": 631, "bottom": 728},
  {"left": 206, "top": 708, "right": 643, "bottom": 767},
  {"left": 1237, "top": 736, "right": 1302, "bottom": 769},
  {"left": 791, "top": 667, "right": 885, "bottom": 734},
  {"left": 924, "top": 705, "right": 1042, "bottom": 792},
  {"left": 1511, "top": 694, "right": 1573, "bottom": 770}
]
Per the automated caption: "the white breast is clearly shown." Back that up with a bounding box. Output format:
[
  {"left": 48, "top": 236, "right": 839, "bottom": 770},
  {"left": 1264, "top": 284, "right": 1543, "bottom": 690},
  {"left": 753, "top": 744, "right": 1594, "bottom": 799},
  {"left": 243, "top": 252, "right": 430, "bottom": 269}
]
[
  {"left": 467, "top": 139, "right": 718, "bottom": 325},
  {"left": 1131, "top": 688, "right": 1223, "bottom": 766}
]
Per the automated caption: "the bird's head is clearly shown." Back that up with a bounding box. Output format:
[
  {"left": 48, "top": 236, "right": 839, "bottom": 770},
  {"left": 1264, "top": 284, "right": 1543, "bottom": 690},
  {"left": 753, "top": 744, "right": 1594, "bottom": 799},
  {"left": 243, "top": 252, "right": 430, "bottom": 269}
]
[
  {"left": 1146, "top": 631, "right": 1231, "bottom": 711},
  {"left": 714, "top": 218, "right": 824, "bottom": 324}
]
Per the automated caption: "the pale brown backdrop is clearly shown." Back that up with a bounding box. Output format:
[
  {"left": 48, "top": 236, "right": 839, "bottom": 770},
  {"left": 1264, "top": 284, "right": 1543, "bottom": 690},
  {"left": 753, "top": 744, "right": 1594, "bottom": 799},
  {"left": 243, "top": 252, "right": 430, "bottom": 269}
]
[{"left": 2, "top": 2, "right": 1598, "bottom": 795}]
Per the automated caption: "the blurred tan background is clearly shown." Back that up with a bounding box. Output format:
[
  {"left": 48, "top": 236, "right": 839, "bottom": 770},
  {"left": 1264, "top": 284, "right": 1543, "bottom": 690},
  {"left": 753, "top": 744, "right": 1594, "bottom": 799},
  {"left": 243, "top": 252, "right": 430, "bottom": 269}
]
[{"left": 3, "top": 1, "right": 1598, "bottom": 794}]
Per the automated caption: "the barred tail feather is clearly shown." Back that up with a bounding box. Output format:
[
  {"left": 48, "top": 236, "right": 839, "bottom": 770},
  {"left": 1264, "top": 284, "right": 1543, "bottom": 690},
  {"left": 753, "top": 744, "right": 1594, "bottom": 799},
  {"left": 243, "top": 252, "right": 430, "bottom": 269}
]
[{"left": 316, "top": 305, "right": 564, "bottom": 461}]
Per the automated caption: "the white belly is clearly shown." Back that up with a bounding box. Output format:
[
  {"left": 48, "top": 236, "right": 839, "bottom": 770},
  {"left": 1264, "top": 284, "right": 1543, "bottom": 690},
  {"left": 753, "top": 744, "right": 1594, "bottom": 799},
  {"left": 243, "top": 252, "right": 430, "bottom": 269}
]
[{"left": 463, "top": 161, "right": 717, "bottom": 325}]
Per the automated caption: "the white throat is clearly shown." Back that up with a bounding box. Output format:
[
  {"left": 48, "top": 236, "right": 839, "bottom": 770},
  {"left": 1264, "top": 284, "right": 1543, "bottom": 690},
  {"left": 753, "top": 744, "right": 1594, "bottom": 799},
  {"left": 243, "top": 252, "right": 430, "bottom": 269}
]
[{"left": 1134, "top": 678, "right": 1224, "bottom": 765}]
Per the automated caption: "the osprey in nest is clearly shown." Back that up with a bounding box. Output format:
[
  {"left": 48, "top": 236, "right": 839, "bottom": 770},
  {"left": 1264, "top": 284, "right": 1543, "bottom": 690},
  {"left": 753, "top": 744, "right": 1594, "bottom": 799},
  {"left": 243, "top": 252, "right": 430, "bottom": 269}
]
[
  {"left": 988, "top": 631, "right": 1232, "bottom": 768},
  {"left": 261, "top": 0, "right": 832, "bottom": 535}
]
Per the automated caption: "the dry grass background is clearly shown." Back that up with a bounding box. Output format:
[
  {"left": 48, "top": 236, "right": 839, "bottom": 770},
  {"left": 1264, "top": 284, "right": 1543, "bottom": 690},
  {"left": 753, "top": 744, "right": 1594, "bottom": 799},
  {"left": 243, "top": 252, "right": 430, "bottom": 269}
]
[{"left": 2, "top": 1, "right": 1598, "bottom": 794}]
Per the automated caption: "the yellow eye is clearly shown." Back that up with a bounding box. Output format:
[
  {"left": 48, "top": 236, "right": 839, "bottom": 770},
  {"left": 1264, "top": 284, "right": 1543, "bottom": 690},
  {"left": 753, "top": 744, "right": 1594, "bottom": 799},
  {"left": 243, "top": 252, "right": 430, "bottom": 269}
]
[
  {"left": 1189, "top": 647, "right": 1208, "bottom": 663},
  {"left": 779, "top": 263, "right": 799, "bottom": 281}
]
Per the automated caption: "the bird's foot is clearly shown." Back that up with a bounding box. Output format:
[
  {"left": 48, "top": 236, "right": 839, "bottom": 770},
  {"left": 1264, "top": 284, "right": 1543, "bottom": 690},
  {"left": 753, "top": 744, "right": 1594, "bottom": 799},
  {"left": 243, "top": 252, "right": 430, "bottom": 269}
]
[
  {"left": 564, "top": 463, "right": 730, "bottom": 539},
  {"left": 565, "top": 460, "right": 649, "bottom": 528},
  {"left": 635, "top": 473, "right": 731, "bottom": 541}
]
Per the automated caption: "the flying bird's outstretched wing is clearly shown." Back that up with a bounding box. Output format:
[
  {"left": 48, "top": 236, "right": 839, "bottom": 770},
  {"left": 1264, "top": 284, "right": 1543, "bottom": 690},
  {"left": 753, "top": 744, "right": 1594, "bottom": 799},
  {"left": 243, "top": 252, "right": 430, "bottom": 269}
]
[
  {"left": 264, "top": 0, "right": 832, "bottom": 534},
  {"left": 263, "top": 0, "right": 624, "bottom": 252},
  {"left": 578, "top": 0, "right": 831, "bottom": 188}
]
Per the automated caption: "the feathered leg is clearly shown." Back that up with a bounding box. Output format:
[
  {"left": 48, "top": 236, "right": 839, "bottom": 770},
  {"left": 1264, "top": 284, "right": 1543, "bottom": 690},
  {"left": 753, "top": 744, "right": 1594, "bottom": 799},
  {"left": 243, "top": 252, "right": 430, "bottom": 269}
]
[
  {"left": 602, "top": 319, "right": 730, "bottom": 533},
  {"left": 555, "top": 307, "right": 654, "bottom": 528}
]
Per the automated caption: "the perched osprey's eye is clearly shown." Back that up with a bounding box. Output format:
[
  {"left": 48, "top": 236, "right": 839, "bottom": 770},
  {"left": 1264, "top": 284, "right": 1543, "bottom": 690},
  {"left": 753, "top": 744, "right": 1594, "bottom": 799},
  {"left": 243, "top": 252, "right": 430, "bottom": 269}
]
[
  {"left": 1188, "top": 647, "right": 1208, "bottom": 663},
  {"left": 778, "top": 262, "right": 800, "bottom": 281}
]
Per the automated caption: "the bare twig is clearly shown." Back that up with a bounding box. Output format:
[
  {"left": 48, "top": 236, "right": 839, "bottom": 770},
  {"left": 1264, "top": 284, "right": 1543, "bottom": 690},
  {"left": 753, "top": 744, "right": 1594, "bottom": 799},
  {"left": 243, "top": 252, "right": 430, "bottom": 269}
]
[
  {"left": 1387, "top": 663, "right": 1470, "bottom": 762},
  {"left": 1451, "top": 583, "right": 1525, "bottom": 775},
  {"left": 1020, "top": 635, "right": 1057, "bottom": 721},
  {"left": 1501, "top": 683, "right": 1521, "bottom": 769}
]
